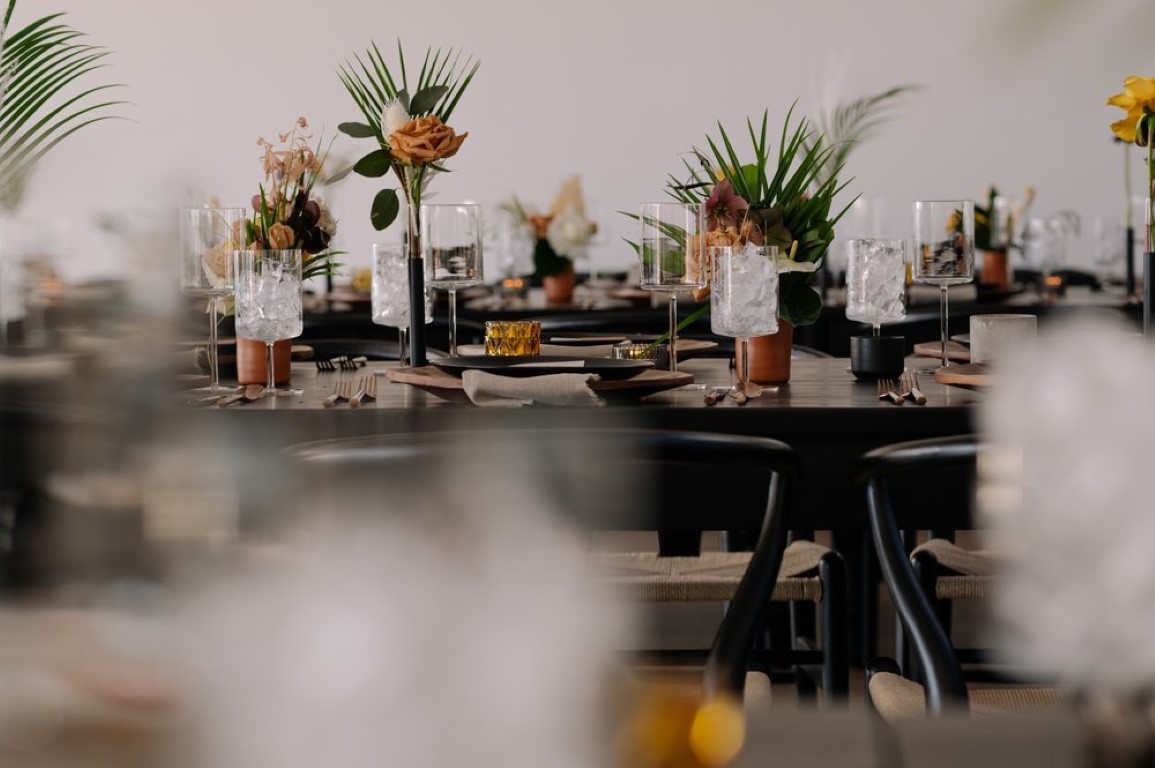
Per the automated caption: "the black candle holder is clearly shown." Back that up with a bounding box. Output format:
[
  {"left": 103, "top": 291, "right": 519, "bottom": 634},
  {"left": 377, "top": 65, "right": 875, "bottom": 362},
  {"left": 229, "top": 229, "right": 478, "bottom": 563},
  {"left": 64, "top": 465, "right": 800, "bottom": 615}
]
[{"left": 850, "top": 335, "right": 906, "bottom": 381}]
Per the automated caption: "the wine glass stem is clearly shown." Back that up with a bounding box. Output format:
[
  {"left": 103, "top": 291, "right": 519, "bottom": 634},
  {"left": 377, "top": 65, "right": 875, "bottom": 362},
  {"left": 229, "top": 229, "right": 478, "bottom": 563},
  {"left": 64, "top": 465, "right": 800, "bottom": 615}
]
[
  {"left": 667, "top": 293, "right": 678, "bottom": 372},
  {"left": 939, "top": 285, "right": 949, "bottom": 368},
  {"left": 266, "top": 342, "right": 275, "bottom": 393},
  {"left": 738, "top": 337, "right": 750, "bottom": 393},
  {"left": 873, "top": 323, "right": 881, "bottom": 338},
  {"left": 449, "top": 288, "right": 458, "bottom": 357},
  {"left": 207, "top": 296, "right": 220, "bottom": 389},
  {"left": 399, "top": 327, "right": 409, "bottom": 367}
]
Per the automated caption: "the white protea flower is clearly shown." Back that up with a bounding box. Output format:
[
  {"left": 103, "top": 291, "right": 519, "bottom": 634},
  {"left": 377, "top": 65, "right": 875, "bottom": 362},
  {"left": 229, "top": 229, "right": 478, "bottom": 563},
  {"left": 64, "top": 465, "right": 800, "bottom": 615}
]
[
  {"left": 546, "top": 208, "right": 595, "bottom": 259},
  {"left": 381, "top": 99, "right": 411, "bottom": 141}
]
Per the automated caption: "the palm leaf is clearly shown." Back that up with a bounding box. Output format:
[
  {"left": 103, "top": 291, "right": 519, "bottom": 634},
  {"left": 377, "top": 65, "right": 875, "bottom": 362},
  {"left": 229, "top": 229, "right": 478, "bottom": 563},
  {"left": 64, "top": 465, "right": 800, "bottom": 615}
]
[
  {"left": 805, "top": 84, "right": 918, "bottom": 188},
  {"left": 0, "top": 1, "right": 125, "bottom": 211}
]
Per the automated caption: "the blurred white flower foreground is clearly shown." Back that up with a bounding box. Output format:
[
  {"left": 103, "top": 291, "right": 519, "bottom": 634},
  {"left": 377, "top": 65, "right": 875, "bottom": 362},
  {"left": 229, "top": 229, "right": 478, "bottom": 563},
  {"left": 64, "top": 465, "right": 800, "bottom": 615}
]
[
  {"left": 982, "top": 318, "right": 1155, "bottom": 691},
  {"left": 179, "top": 437, "right": 627, "bottom": 768}
]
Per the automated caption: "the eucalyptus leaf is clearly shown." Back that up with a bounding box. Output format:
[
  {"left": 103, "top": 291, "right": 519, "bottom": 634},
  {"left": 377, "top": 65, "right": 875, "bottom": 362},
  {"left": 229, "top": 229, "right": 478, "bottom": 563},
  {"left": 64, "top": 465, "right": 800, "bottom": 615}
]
[
  {"left": 354, "top": 149, "right": 393, "bottom": 178},
  {"left": 338, "top": 121, "right": 376, "bottom": 138},
  {"left": 370, "top": 188, "right": 400, "bottom": 231},
  {"left": 409, "top": 84, "right": 448, "bottom": 116},
  {"left": 324, "top": 162, "right": 356, "bottom": 185}
]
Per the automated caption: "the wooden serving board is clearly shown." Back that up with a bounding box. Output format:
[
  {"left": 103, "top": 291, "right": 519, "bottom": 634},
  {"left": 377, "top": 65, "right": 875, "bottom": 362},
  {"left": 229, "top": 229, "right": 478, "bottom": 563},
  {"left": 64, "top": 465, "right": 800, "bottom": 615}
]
[
  {"left": 385, "top": 366, "right": 693, "bottom": 403},
  {"left": 913, "top": 340, "right": 970, "bottom": 363},
  {"left": 933, "top": 362, "right": 994, "bottom": 387}
]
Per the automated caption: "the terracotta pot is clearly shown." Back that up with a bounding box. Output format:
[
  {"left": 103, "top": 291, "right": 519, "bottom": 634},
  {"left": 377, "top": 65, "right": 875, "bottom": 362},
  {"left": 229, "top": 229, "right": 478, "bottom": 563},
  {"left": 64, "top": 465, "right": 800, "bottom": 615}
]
[
  {"left": 236, "top": 338, "right": 291, "bottom": 385},
  {"left": 543, "top": 268, "right": 576, "bottom": 304},
  {"left": 738, "top": 320, "right": 794, "bottom": 384},
  {"left": 980, "top": 249, "right": 1011, "bottom": 291}
]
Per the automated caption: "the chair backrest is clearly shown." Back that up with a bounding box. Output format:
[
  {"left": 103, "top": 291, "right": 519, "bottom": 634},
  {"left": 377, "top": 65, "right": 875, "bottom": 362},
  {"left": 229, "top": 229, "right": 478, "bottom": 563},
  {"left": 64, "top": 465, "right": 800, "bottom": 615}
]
[
  {"left": 856, "top": 435, "right": 979, "bottom": 714},
  {"left": 286, "top": 429, "right": 800, "bottom": 700}
]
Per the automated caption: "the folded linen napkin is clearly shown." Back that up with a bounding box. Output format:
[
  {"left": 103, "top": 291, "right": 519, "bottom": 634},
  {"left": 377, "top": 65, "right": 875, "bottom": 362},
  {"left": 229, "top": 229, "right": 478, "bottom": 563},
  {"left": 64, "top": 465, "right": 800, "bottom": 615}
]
[{"left": 461, "top": 370, "right": 602, "bottom": 407}]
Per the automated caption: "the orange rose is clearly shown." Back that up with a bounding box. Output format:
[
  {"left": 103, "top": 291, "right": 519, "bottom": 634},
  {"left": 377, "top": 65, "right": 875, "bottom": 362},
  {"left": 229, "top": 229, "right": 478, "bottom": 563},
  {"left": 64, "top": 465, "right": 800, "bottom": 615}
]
[
  {"left": 266, "top": 222, "right": 295, "bottom": 250},
  {"left": 388, "top": 115, "right": 468, "bottom": 166}
]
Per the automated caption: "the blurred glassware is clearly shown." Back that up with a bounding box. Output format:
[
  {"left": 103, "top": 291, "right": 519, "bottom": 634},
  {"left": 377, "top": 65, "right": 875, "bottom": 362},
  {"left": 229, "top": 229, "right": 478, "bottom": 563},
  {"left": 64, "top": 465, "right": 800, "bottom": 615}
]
[
  {"left": 913, "top": 200, "right": 974, "bottom": 370},
  {"left": 424, "top": 203, "right": 483, "bottom": 358},
  {"left": 832, "top": 197, "right": 890, "bottom": 280},
  {"left": 372, "top": 243, "right": 432, "bottom": 366},
  {"left": 180, "top": 207, "right": 246, "bottom": 392}
]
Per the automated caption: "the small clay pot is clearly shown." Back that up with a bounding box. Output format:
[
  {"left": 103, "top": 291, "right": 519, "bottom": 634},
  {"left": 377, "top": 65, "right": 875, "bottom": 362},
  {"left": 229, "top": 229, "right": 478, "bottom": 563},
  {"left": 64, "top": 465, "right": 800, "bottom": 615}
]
[
  {"left": 543, "top": 268, "right": 576, "bottom": 304},
  {"left": 237, "top": 337, "right": 291, "bottom": 385}
]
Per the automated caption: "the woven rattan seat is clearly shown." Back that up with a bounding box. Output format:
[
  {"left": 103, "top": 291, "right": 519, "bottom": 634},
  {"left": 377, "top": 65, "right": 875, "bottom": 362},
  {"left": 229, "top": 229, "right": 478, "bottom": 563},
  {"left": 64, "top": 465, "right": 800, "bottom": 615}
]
[
  {"left": 868, "top": 671, "right": 1066, "bottom": 720},
  {"left": 592, "top": 540, "right": 829, "bottom": 603},
  {"left": 911, "top": 539, "right": 1003, "bottom": 600}
]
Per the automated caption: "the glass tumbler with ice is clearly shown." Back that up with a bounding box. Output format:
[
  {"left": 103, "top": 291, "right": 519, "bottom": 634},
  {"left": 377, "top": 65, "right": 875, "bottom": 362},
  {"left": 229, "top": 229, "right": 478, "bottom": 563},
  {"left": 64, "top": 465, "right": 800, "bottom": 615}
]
[
  {"left": 846, "top": 239, "right": 907, "bottom": 336},
  {"left": 233, "top": 249, "right": 303, "bottom": 397},
  {"left": 710, "top": 244, "right": 779, "bottom": 399}
]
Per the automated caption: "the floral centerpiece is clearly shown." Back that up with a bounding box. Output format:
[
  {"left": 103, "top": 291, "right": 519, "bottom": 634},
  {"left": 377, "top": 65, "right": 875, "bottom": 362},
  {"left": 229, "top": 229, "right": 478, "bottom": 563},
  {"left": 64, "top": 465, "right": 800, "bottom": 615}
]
[
  {"left": 335, "top": 42, "right": 479, "bottom": 366},
  {"left": 1108, "top": 76, "right": 1155, "bottom": 254},
  {"left": 502, "top": 176, "right": 597, "bottom": 301},
  {"left": 665, "top": 106, "right": 852, "bottom": 328},
  {"left": 0, "top": 0, "right": 125, "bottom": 210},
  {"left": 246, "top": 117, "right": 340, "bottom": 278},
  {"left": 230, "top": 117, "right": 341, "bottom": 384}
]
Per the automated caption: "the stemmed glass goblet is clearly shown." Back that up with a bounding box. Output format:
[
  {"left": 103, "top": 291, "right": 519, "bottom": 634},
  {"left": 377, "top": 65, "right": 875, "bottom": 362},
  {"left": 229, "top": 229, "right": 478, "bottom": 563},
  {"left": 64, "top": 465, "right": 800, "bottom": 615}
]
[
  {"left": 372, "top": 243, "right": 432, "bottom": 366},
  {"left": 180, "top": 207, "right": 245, "bottom": 392},
  {"left": 233, "top": 249, "right": 303, "bottom": 398},
  {"left": 912, "top": 201, "right": 974, "bottom": 370},
  {"left": 846, "top": 239, "right": 907, "bottom": 337},
  {"left": 710, "top": 244, "right": 779, "bottom": 399},
  {"left": 638, "top": 202, "right": 706, "bottom": 372},
  {"left": 423, "top": 204, "right": 483, "bottom": 357}
]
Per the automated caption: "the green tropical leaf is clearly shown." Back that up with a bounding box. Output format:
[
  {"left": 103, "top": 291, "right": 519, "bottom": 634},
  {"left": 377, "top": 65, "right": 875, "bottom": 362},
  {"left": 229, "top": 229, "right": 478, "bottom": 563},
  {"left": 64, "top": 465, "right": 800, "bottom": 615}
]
[
  {"left": 353, "top": 149, "right": 393, "bottom": 177},
  {"left": 338, "top": 121, "right": 376, "bottom": 138},
  {"left": 408, "top": 84, "right": 447, "bottom": 115},
  {"left": 0, "top": 2, "right": 126, "bottom": 210},
  {"left": 370, "top": 188, "right": 400, "bottom": 230}
]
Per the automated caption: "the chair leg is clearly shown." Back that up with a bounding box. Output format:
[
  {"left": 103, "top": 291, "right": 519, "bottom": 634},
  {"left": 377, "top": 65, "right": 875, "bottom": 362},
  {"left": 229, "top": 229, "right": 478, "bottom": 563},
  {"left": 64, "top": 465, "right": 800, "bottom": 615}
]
[{"left": 820, "top": 550, "right": 849, "bottom": 701}]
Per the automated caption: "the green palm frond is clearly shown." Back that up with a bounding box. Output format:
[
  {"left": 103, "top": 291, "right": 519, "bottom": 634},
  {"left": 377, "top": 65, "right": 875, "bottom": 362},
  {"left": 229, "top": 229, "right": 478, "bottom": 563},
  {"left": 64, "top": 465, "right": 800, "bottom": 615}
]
[
  {"left": 805, "top": 84, "right": 918, "bottom": 189},
  {"left": 0, "top": 1, "right": 126, "bottom": 210}
]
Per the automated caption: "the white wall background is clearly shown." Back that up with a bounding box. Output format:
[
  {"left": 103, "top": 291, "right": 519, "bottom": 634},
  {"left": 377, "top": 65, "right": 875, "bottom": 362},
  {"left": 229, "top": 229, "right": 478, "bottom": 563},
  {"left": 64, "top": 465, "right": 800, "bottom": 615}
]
[{"left": 10, "top": 0, "right": 1155, "bottom": 281}]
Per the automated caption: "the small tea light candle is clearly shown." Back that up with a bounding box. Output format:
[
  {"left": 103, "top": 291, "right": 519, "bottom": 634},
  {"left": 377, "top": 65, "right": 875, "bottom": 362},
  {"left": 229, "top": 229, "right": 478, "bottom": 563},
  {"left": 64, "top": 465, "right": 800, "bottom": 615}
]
[
  {"left": 485, "top": 320, "right": 541, "bottom": 356},
  {"left": 611, "top": 341, "right": 669, "bottom": 369}
]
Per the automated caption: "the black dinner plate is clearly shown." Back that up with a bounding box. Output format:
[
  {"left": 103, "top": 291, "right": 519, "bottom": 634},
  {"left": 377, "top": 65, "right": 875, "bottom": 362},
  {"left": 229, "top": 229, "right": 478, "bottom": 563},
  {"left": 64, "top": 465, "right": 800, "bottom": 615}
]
[{"left": 431, "top": 355, "right": 652, "bottom": 380}]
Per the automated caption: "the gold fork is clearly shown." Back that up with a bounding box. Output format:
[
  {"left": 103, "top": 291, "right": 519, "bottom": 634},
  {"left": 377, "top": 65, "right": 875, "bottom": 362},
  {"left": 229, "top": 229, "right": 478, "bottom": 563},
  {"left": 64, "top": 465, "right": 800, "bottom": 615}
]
[
  {"left": 324, "top": 379, "right": 354, "bottom": 408},
  {"left": 902, "top": 371, "right": 927, "bottom": 405},
  {"left": 349, "top": 375, "right": 374, "bottom": 408},
  {"left": 877, "top": 378, "right": 904, "bottom": 405}
]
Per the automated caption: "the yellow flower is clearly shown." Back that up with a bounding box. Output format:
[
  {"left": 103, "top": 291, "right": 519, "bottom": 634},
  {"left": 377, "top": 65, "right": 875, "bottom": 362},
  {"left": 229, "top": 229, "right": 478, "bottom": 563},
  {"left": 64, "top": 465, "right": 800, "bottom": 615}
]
[{"left": 1107, "top": 76, "right": 1155, "bottom": 145}]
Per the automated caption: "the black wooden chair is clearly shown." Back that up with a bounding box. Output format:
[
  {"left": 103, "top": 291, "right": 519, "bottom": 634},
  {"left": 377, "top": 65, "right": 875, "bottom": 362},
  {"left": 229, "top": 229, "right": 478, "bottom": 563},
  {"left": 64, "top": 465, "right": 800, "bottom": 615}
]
[
  {"left": 286, "top": 429, "right": 848, "bottom": 705},
  {"left": 857, "top": 435, "right": 1064, "bottom": 719}
]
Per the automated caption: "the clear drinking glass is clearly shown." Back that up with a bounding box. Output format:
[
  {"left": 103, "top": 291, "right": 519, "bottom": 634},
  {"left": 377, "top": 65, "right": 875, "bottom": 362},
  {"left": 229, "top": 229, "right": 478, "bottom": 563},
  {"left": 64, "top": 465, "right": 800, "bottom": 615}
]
[
  {"left": 372, "top": 243, "right": 432, "bottom": 366},
  {"left": 180, "top": 207, "right": 246, "bottom": 391},
  {"left": 710, "top": 244, "right": 779, "bottom": 399},
  {"left": 423, "top": 203, "right": 483, "bottom": 357},
  {"left": 846, "top": 239, "right": 907, "bottom": 336},
  {"left": 638, "top": 202, "right": 706, "bottom": 372},
  {"left": 233, "top": 249, "right": 303, "bottom": 397},
  {"left": 912, "top": 201, "right": 974, "bottom": 370}
]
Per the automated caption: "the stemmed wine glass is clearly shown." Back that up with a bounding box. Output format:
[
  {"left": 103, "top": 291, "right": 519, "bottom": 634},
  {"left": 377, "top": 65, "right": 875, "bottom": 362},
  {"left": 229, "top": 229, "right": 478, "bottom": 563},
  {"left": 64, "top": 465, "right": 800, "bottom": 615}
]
[
  {"left": 423, "top": 203, "right": 483, "bottom": 357},
  {"left": 180, "top": 207, "right": 246, "bottom": 392},
  {"left": 846, "top": 239, "right": 907, "bottom": 337},
  {"left": 233, "top": 249, "right": 303, "bottom": 397},
  {"left": 372, "top": 243, "right": 431, "bottom": 366},
  {"left": 710, "top": 244, "right": 779, "bottom": 399},
  {"left": 638, "top": 202, "right": 706, "bottom": 372},
  {"left": 912, "top": 201, "right": 974, "bottom": 370}
]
